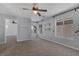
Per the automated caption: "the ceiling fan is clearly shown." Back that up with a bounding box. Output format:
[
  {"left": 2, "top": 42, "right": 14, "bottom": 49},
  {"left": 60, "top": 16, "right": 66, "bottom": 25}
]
[{"left": 22, "top": 3, "right": 47, "bottom": 16}]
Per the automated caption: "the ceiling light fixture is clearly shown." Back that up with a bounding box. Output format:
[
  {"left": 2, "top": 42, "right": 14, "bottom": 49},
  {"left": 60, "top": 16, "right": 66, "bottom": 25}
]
[
  {"left": 23, "top": 3, "right": 47, "bottom": 16},
  {"left": 33, "top": 10, "right": 38, "bottom": 14}
]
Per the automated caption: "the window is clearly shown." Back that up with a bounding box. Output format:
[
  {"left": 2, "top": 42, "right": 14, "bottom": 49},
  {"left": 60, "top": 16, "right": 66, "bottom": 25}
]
[
  {"left": 64, "top": 20, "right": 73, "bottom": 25},
  {"left": 56, "top": 21, "right": 63, "bottom": 26}
]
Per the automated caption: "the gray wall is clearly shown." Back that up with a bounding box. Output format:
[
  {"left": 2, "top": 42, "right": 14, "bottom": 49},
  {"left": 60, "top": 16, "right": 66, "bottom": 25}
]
[
  {"left": 36, "top": 9, "right": 79, "bottom": 50},
  {"left": 37, "top": 18, "right": 55, "bottom": 41},
  {"left": 0, "top": 14, "right": 17, "bottom": 44},
  {"left": 17, "top": 17, "right": 32, "bottom": 41},
  {"left": 0, "top": 13, "right": 32, "bottom": 44},
  {"left": 0, "top": 14, "right": 5, "bottom": 44}
]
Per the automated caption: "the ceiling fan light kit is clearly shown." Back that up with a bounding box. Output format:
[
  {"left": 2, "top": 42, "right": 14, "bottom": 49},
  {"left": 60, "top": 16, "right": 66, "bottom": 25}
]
[{"left": 33, "top": 10, "right": 38, "bottom": 14}]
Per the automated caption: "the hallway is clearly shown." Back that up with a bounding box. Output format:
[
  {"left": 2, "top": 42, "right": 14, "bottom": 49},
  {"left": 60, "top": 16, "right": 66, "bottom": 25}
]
[{"left": 0, "top": 36, "right": 79, "bottom": 56}]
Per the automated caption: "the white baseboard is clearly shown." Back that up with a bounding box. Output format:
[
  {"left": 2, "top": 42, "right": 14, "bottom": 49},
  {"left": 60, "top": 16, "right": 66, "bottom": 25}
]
[
  {"left": 40, "top": 38, "right": 79, "bottom": 51},
  {"left": 17, "top": 39, "right": 32, "bottom": 42},
  {"left": 0, "top": 41, "right": 6, "bottom": 44},
  {"left": 52, "top": 40, "right": 79, "bottom": 51}
]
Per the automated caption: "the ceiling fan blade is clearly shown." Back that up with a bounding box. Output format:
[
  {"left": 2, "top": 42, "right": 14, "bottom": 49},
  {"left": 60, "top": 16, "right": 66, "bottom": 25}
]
[
  {"left": 22, "top": 8, "right": 31, "bottom": 10},
  {"left": 38, "top": 9, "right": 47, "bottom": 12},
  {"left": 37, "top": 12, "right": 41, "bottom": 16}
]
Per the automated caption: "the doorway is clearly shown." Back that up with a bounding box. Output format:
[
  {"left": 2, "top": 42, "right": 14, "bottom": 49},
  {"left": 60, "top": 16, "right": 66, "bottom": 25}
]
[{"left": 5, "top": 18, "right": 17, "bottom": 44}]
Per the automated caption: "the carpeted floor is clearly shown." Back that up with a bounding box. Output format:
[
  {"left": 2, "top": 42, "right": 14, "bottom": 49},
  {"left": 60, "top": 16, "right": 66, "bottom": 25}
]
[{"left": 0, "top": 36, "right": 79, "bottom": 56}]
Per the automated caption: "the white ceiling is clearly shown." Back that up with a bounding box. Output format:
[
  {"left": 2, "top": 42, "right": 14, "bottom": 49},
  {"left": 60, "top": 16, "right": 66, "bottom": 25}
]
[{"left": 0, "top": 3, "right": 79, "bottom": 20}]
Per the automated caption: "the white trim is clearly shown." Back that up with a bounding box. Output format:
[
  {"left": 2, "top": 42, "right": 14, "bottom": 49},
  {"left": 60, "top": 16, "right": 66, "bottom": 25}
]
[
  {"left": 40, "top": 38, "right": 79, "bottom": 51},
  {"left": 52, "top": 40, "right": 79, "bottom": 51},
  {"left": 17, "top": 39, "right": 31, "bottom": 41},
  {"left": 4, "top": 19, "right": 7, "bottom": 44},
  {"left": 17, "top": 39, "right": 31, "bottom": 42},
  {"left": 0, "top": 41, "right": 6, "bottom": 44}
]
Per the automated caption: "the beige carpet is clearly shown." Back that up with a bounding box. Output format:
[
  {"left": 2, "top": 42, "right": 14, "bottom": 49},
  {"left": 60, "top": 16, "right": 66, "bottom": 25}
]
[{"left": 0, "top": 36, "right": 79, "bottom": 56}]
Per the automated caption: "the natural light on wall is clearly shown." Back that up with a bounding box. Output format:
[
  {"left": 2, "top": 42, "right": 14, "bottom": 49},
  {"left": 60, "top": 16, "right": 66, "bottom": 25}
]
[
  {"left": 6, "top": 25, "right": 8, "bottom": 29},
  {"left": 33, "top": 10, "right": 38, "bottom": 14},
  {"left": 5, "top": 19, "right": 9, "bottom": 29},
  {"left": 31, "top": 15, "right": 44, "bottom": 22}
]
